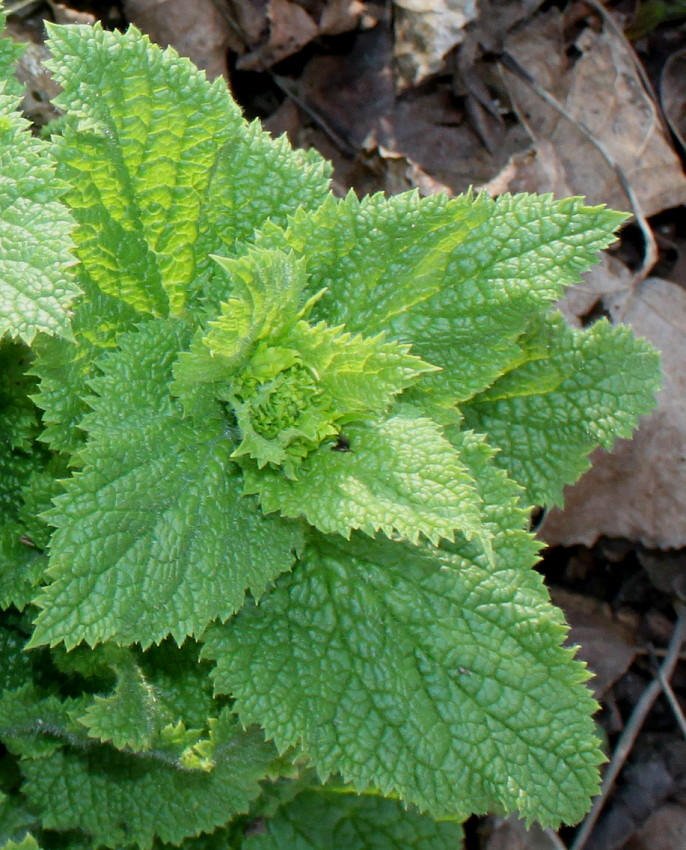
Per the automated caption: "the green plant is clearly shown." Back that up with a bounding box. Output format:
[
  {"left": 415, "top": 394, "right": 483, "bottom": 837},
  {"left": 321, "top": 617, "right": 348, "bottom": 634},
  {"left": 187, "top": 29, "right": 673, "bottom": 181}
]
[
  {"left": 626, "top": 0, "right": 686, "bottom": 40},
  {"left": 0, "top": 12, "right": 660, "bottom": 849}
]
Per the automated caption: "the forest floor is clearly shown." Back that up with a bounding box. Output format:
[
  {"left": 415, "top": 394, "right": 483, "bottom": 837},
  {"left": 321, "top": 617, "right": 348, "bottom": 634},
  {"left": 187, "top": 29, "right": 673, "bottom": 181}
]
[{"left": 9, "top": 1, "right": 686, "bottom": 848}]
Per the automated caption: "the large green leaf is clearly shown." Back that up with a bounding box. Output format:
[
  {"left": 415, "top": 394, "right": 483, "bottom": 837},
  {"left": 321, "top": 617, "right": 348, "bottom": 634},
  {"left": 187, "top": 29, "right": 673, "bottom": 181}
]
[
  {"left": 0, "top": 90, "right": 78, "bottom": 343},
  {"left": 242, "top": 413, "right": 489, "bottom": 546},
  {"left": 45, "top": 23, "right": 329, "bottom": 318},
  {"left": 28, "top": 321, "right": 302, "bottom": 649},
  {"left": 0, "top": 15, "right": 661, "bottom": 839},
  {"left": 244, "top": 788, "right": 464, "bottom": 849},
  {"left": 29, "top": 285, "right": 141, "bottom": 455},
  {"left": 74, "top": 641, "right": 215, "bottom": 758},
  {"left": 463, "top": 314, "right": 662, "bottom": 504},
  {"left": 205, "top": 433, "right": 601, "bottom": 827},
  {"left": 0, "top": 7, "right": 25, "bottom": 99},
  {"left": 0, "top": 523, "right": 45, "bottom": 613},
  {"left": 18, "top": 708, "right": 274, "bottom": 849},
  {"left": 256, "top": 192, "right": 626, "bottom": 401}
]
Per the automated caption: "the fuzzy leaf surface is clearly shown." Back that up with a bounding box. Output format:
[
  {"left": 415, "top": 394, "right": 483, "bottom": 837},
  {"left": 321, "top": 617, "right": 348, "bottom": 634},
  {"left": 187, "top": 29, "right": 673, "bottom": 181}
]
[
  {"left": 242, "top": 413, "right": 488, "bottom": 546},
  {"left": 244, "top": 788, "right": 464, "bottom": 849},
  {"left": 75, "top": 651, "right": 183, "bottom": 753},
  {"left": 132, "top": 640, "right": 216, "bottom": 732},
  {"left": 29, "top": 321, "right": 302, "bottom": 649},
  {"left": 256, "top": 192, "right": 626, "bottom": 401},
  {"left": 0, "top": 341, "right": 44, "bottom": 525},
  {"left": 0, "top": 686, "right": 89, "bottom": 759},
  {"left": 204, "top": 250, "right": 313, "bottom": 367},
  {"left": 29, "top": 285, "right": 141, "bottom": 455},
  {"left": 175, "top": 248, "right": 435, "bottom": 479},
  {"left": 0, "top": 91, "right": 77, "bottom": 343},
  {"left": 0, "top": 624, "right": 32, "bottom": 693},
  {"left": 227, "top": 324, "right": 435, "bottom": 477},
  {"left": 205, "top": 433, "right": 601, "bottom": 827},
  {"left": 280, "top": 321, "right": 437, "bottom": 414},
  {"left": 0, "top": 837, "right": 41, "bottom": 850},
  {"left": 74, "top": 641, "right": 215, "bottom": 755},
  {"left": 0, "top": 8, "right": 25, "bottom": 98},
  {"left": 20, "top": 709, "right": 274, "bottom": 849},
  {"left": 463, "top": 315, "right": 662, "bottom": 504},
  {"left": 45, "top": 23, "right": 328, "bottom": 318}
]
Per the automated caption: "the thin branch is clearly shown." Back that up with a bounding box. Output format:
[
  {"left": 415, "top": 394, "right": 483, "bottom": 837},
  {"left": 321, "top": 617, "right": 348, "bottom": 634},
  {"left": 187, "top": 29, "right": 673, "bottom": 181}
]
[
  {"left": 635, "top": 647, "right": 686, "bottom": 659},
  {"left": 570, "top": 603, "right": 686, "bottom": 850},
  {"left": 651, "top": 647, "right": 686, "bottom": 740},
  {"left": 545, "top": 827, "right": 569, "bottom": 850},
  {"left": 271, "top": 75, "right": 358, "bottom": 158}
]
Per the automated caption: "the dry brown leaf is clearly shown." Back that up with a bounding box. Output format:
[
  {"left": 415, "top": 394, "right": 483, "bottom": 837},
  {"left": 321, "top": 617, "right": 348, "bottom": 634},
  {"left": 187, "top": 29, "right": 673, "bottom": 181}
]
[
  {"left": 226, "top": 0, "right": 364, "bottom": 67},
  {"left": 319, "top": 0, "right": 366, "bottom": 36},
  {"left": 636, "top": 549, "right": 686, "bottom": 598},
  {"left": 392, "top": 0, "right": 478, "bottom": 87},
  {"left": 288, "top": 19, "right": 527, "bottom": 196},
  {"left": 375, "top": 86, "right": 518, "bottom": 192},
  {"left": 123, "top": 0, "right": 230, "bottom": 78},
  {"left": 223, "top": 0, "right": 268, "bottom": 49},
  {"left": 660, "top": 47, "right": 686, "bottom": 153},
  {"left": 478, "top": 142, "right": 569, "bottom": 197},
  {"left": 483, "top": 815, "right": 566, "bottom": 850},
  {"left": 296, "top": 25, "right": 395, "bottom": 149},
  {"left": 626, "top": 803, "right": 686, "bottom": 850},
  {"left": 542, "top": 277, "right": 686, "bottom": 550},
  {"left": 237, "top": 0, "right": 319, "bottom": 70},
  {"left": 377, "top": 146, "right": 454, "bottom": 196},
  {"left": 47, "top": 2, "right": 96, "bottom": 25},
  {"left": 502, "top": 9, "right": 686, "bottom": 217},
  {"left": 467, "top": 0, "right": 545, "bottom": 53}
]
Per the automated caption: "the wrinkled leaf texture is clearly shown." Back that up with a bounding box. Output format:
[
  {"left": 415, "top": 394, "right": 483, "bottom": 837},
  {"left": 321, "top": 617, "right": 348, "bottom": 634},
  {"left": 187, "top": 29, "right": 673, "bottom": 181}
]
[{"left": 0, "top": 16, "right": 662, "bottom": 845}]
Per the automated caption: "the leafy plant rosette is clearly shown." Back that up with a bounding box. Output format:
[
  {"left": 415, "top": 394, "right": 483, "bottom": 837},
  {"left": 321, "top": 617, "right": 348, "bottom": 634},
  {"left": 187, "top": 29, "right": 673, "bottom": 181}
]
[{"left": 0, "top": 10, "right": 660, "bottom": 850}]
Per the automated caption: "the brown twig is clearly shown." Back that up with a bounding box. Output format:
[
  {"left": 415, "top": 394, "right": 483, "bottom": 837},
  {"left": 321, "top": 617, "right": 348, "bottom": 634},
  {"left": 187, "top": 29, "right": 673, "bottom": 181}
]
[
  {"left": 271, "top": 75, "right": 358, "bottom": 157},
  {"left": 635, "top": 647, "right": 686, "bottom": 660},
  {"left": 570, "top": 602, "right": 686, "bottom": 850},
  {"left": 545, "top": 827, "right": 569, "bottom": 850},
  {"left": 651, "top": 646, "right": 686, "bottom": 740}
]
